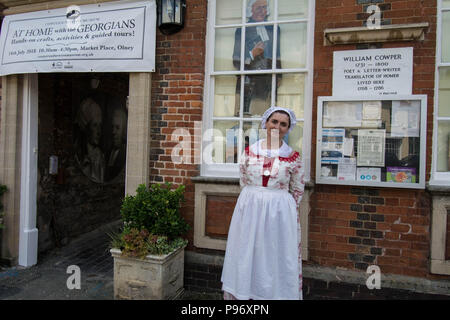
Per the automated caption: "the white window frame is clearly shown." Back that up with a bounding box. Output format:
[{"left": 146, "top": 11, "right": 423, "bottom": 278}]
[
  {"left": 431, "top": 0, "right": 450, "bottom": 185},
  {"left": 201, "top": 0, "right": 315, "bottom": 181}
]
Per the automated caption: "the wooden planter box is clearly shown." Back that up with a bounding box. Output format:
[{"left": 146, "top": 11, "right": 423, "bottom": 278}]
[{"left": 110, "top": 245, "right": 186, "bottom": 300}]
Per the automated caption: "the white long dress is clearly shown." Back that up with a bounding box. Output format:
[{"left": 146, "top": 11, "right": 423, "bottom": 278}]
[{"left": 221, "top": 140, "right": 305, "bottom": 300}]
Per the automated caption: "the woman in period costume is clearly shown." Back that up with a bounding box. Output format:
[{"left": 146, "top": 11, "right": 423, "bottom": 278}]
[{"left": 221, "top": 106, "right": 305, "bottom": 300}]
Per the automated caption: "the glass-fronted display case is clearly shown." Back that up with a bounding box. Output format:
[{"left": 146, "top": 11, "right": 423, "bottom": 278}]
[{"left": 316, "top": 95, "right": 427, "bottom": 188}]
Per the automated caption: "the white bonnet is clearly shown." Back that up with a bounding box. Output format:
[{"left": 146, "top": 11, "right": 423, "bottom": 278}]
[
  {"left": 246, "top": 0, "right": 271, "bottom": 19},
  {"left": 261, "top": 106, "right": 297, "bottom": 133}
]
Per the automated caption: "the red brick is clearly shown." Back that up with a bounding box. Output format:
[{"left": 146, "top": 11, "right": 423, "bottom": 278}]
[
  {"left": 399, "top": 198, "right": 415, "bottom": 207},
  {"left": 385, "top": 232, "right": 400, "bottom": 240},
  {"left": 309, "top": 233, "right": 337, "bottom": 243},
  {"left": 402, "top": 268, "right": 427, "bottom": 278},
  {"left": 380, "top": 265, "right": 404, "bottom": 275},
  {"left": 391, "top": 1, "right": 409, "bottom": 10},
  {"left": 400, "top": 234, "right": 428, "bottom": 242},
  {"left": 402, "top": 250, "right": 428, "bottom": 260},
  {"left": 321, "top": 259, "right": 354, "bottom": 270},
  {"left": 310, "top": 249, "right": 335, "bottom": 258},
  {"left": 384, "top": 215, "right": 401, "bottom": 223},
  {"left": 378, "top": 256, "right": 408, "bottom": 266},
  {"left": 377, "top": 239, "right": 411, "bottom": 249},
  {"left": 391, "top": 224, "right": 411, "bottom": 233},
  {"left": 401, "top": 216, "right": 430, "bottom": 225},
  {"left": 379, "top": 189, "right": 413, "bottom": 198},
  {"left": 325, "top": 210, "right": 357, "bottom": 220},
  {"left": 327, "top": 227, "right": 355, "bottom": 236},
  {"left": 385, "top": 198, "right": 400, "bottom": 206},
  {"left": 165, "top": 87, "right": 187, "bottom": 94},
  {"left": 334, "top": 194, "right": 358, "bottom": 203},
  {"left": 159, "top": 169, "right": 179, "bottom": 176},
  {"left": 327, "top": 243, "right": 356, "bottom": 253},
  {"left": 385, "top": 248, "right": 401, "bottom": 257}
]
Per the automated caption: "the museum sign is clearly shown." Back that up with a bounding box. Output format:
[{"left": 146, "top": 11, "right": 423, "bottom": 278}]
[{"left": 0, "top": 0, "right": 156, "bottom": 75}]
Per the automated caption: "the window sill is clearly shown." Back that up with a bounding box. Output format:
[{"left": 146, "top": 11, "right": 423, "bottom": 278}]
[
  {"left": 191, "top": 176, "right": 315, "bottom": 189},
  {"left": 426, "top": 182, "right": 450, "bottom": 194},
  {"left": 191, "top": 176, "right": 240, "bottom": 185}
]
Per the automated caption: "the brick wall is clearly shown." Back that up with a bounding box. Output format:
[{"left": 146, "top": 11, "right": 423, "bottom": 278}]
[
  {"left": 150, "top": 0, "right": 207, "bottom": 248},
  {"left": 311, "top": 0, "right": 438, "bottom": 278},
  {"left": 309, "top": 185, "right": 431, "bottom": 277},
  {"left": 185, "top": 261, "right": 223, "bottom": 294}
]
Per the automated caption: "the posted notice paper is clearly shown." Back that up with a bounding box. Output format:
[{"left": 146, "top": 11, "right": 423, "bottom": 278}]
[{"left": 357, "top": 129, "right": 385, "bottom": 167}]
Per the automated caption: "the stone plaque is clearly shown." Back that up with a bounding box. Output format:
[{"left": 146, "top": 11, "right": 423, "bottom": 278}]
[{"left": 333, "top": 47, "right": 413, "bottom": 97}]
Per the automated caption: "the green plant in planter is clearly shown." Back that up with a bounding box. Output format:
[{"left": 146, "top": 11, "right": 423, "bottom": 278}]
[
  {"left": 110, "top": 183, "right": 189, "bottom": 258},
  {"left": 0, "top": 184, "right": 7, "bottom": 229}
]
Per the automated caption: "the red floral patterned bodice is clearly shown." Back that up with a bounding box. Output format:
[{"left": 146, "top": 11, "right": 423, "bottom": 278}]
[{"left": 240, "top": 146, "right": 305, "bottom": 209}]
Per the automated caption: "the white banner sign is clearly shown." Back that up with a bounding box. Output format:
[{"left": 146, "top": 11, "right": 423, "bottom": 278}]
[
  {"left": 333, "top": 47, "right": 413, "bottom": 97},
  {"left": 0, "top": 0, "right": 156, "bottom": 75}
]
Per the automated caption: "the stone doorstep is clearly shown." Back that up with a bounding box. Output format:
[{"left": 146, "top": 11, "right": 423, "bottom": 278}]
[{"left": 185, "top": 251, "right": 450, "bottom": 297}]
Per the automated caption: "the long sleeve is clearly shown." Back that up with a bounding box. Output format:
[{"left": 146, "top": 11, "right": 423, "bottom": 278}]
[{"left": 289, "top": 154, "right": 305, "bottom": 209}]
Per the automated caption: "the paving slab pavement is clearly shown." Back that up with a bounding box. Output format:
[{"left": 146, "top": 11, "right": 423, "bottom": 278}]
[
  {"left": 0, "top": 224, "right": 116, "bottom": 300},
  {"left": 0, "top": 222, "right": 220, "bottom": 300}
]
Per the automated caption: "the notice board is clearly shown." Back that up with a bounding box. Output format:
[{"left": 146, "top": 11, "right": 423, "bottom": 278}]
[{"left": 316, "top": 95, "right": 427, "bottom": 189}]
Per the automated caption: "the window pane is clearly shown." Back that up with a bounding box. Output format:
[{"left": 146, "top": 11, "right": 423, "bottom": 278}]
[
  {"left": 439, "top": 67, "right": 450, "bottom": 117},
  {"left": 214, "top": 76, "right": 239, "bottom": 117},
  {"left": 276, "top": 73, "right": 305, "bottom": 120},
  {"left": 243, "top": 121, "right": 263, "bottom": 150},
  {"left": 442, "top": 12, "right": 450, "bottom": 62},
  {"left": 437, "top": 120, "right": 450, "bottom": 172},
  {"left": 246, "top": 0, "right": 273, "bottom": 23},
  {"left": 444, "top": 0, "right": 450, "bottom": 8},
  {"left": 212, "top": 121, "right": 239, "bottom": 163},
  {"left": 241, "top": 74, "right": 272, "bottom": 117},
  {"left": 216, "top": 0, "right": 242, "bottom": 25},
  {"left": 288, "top": 123, "right": 303, "bottom": 154},
  {"left": 243, "top": 24, "right": 277, "bottom": 71},
  {"left": 279, "top": 22, "right": 307, "bottom": 69},
  {"left": 278, "top": 0, "right": 308, "bottom": 20},
  {"left": 215, "top": 27, "right": 240, "bottom": 71}
]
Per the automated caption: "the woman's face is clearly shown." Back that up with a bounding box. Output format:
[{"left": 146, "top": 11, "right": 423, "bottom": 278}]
[{"left": 265, "top": 111, "right": 290, "bottom": 140}]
